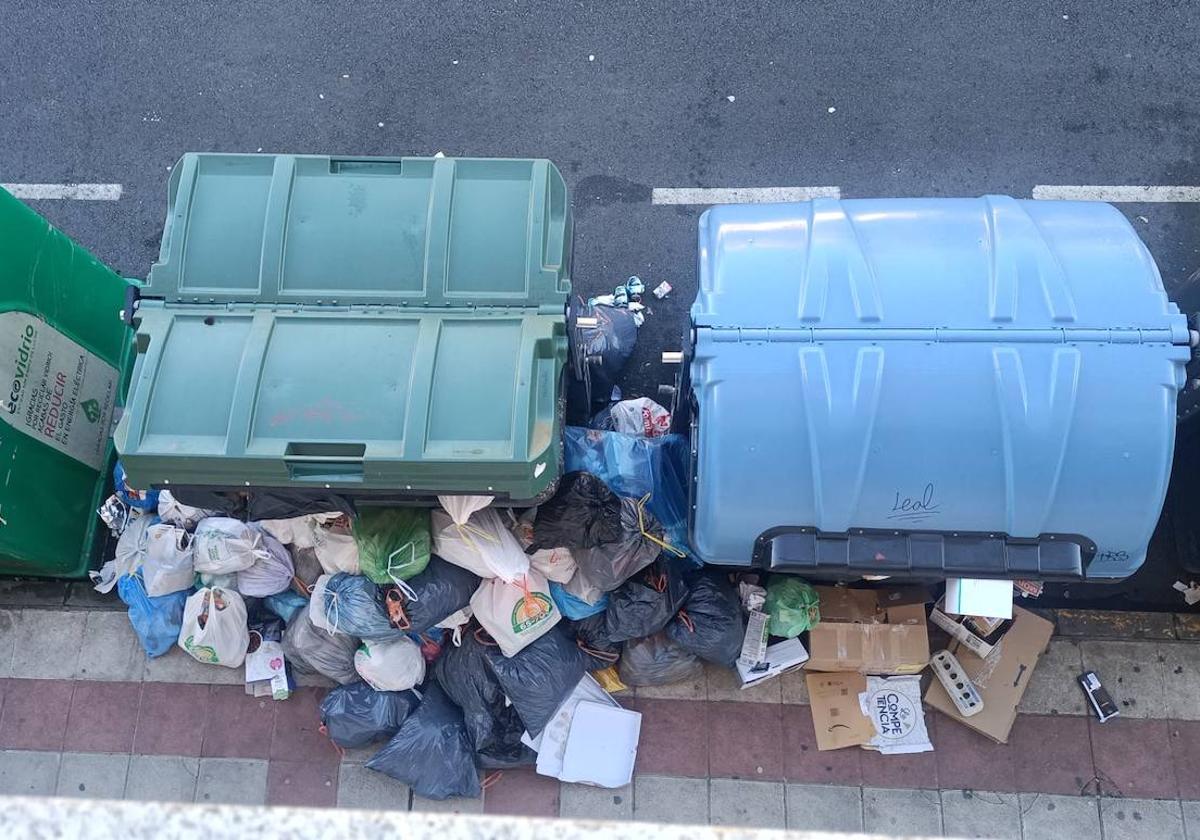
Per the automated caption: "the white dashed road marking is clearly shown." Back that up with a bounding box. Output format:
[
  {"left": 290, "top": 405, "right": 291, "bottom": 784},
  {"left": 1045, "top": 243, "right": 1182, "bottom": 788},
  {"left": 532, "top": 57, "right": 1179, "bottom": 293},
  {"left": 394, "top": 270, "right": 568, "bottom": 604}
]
[
  {"left": 1032, "top": 185, "right": 1200, "bottom": 202},
  {"left": 651, "top": 186, "right": 841, "bottom": 205},
  {"left": 1, "top": 183, "right": 123, "bottom": 200}
]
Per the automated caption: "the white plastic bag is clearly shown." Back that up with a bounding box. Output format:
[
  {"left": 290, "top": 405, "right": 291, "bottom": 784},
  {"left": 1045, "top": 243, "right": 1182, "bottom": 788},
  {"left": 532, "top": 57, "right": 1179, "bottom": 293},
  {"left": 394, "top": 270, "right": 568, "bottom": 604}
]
[
  {"left": 511, "top": 509, "right": 577, "bottom": 583},
  {"left": 308, "top": 574, "right": 337, "bottom": 633},
  {"left": 237, "top": 532, "right": 295, "bottom": 597},
  {"left": 92, "top": 512, "right": 155, "bottom": 593},
  {"left": 602, "top": 397, "right": 671, "bottom": 437},
  {"left": 143, "top": 523, "right": 195, "bottom": 596},
  {"left": 432, "top": 507, "right": 529, "bottom": 582},
  {"left": 438, "top": 495, "right": 494, "bottom": 524},
  {"left": 257, "top": 513, "right": 359, "bottom": 574},
  {"left": 178, "top": 587, "right": 250, "bottom": 668},
  {"left": 157, "top": 490, "right": 219, "bottom": 531},
  {"left": 470, "top": 568, "right": 561, "bottom": 657},
  {"left": 193, "top": 518, "right": 268, "bottom": 574},
  {"left": 354, "top": 637, "right": 426, "bottom": 691}
]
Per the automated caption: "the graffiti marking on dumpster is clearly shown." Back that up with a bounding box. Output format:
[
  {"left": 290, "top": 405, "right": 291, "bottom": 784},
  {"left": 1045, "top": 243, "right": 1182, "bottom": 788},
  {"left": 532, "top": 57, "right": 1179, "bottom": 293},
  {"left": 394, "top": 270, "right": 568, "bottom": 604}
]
[{"left": 887, "top": 483, "right": 940, "bottom": 523}]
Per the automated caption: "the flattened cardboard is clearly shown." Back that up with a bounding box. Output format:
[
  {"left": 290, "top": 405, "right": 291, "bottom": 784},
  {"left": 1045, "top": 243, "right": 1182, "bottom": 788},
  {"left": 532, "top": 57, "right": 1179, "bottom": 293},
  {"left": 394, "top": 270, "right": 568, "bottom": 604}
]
[
  {"left": 924, "top": 605, "right": 1054, "bottom": 743},
  {"left": 806, "top": 672, "right": 875, "bottom": 751},
  {"left": 806, "top": 587, "right": 931, "bottom": 675}
]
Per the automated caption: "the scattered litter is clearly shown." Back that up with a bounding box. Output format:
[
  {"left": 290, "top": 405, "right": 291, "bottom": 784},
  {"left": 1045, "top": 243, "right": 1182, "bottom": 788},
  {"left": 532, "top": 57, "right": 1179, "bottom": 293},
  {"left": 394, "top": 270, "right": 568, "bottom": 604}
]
[
  {"left": 827, "top": 106, "right": 836, "bottom": 113},
  {"left": 559, "top": 701, "right": 641, "bottom": 788},
  {"left": 736, "top": 637, "right": 808, "bottom": 689},
  {"left": 945, "top": 577, "right": 1013, "bottom": 619},
  {"left": 377, "top": 122, "right": 384, "bottom": 128},
  {"left": 1079, "top": 670, "right": 1120, "bottom": 723},
  {"left": 859, "top": 675, "right": 933, "bottom": 755},
  {"left": 588, "top": 54, "right": 595, "bottom": 62},
  {"left": 807, "top": 586, "right": 930, "bottom": 674},
  {"left": 525, "top": 673, "right": 623, "bottom": 781},
  {"left": 652, "top": 280, "right": 672, "bottom": 299},
  {"left": 1174, "top": 580, "right": 1200, "bottom": 605},
  {"left": 1013, "top": 579, "right": 1044, "bottom": 599},
  {"left": 726, "top": 95, "right": 736, "bottom": 103},
  {"left": 763, "top": 575, "right": 820, "bottom": 638}
]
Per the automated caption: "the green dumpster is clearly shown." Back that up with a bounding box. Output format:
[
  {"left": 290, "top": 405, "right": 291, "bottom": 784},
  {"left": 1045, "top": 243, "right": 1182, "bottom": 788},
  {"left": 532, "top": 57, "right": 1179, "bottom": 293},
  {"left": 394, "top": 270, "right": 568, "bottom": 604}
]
[
  {"left": 0, "top": 188, "right": 136, "bottom": 576},
  {"left": 0, "top": 153, "right": 572, "bottom": 578}
]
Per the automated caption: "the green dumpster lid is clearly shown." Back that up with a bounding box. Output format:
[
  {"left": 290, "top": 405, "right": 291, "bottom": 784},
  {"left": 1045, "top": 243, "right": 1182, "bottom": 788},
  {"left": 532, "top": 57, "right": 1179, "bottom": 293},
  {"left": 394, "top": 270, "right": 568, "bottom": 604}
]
[{"left": 146, "top": 153, "right": 571, "bottom": 309}]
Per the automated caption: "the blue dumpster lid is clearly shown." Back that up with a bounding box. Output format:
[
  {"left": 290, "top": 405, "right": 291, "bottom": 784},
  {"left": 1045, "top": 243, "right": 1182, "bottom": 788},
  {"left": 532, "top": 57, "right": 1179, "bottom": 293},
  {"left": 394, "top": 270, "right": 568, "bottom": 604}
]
[{"left": 688, "top": 197, "right": 1190, "bottom": 581}]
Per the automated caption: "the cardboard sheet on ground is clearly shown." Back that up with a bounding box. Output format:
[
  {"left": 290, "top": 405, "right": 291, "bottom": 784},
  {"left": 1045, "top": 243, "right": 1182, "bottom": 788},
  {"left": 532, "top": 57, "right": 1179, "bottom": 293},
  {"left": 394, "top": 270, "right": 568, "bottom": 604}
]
[
  {"left": 558, "top": 702, "right": 642, "bottom": 788},
  {"left": 525, "top": 673, "right": 621, "bottom": 779},
  {"left": 924, "top": 605, "right": 1054, "bottom": 743},
  {"left": 806, "top": 672, "right": 876, "bottom": 751},
  {"left": 945, "top": 577, "right": 1014, "bottom": 619}
]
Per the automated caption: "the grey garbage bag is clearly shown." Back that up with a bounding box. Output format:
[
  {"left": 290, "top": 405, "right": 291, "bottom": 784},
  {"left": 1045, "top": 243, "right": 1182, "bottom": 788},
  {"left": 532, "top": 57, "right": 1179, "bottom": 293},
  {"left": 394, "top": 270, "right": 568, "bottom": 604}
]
[
  {"left": 322, "top": 573, "right": 404, "bottom": 641},
  {"left": 483, "top": 626, "right": 586, "bottom": 738},
  {"left": 568, "top": 615, "right": 622, "bottom": 671},
  {"left": 380, "top": 556, "right": 479, "bottom": 635},
  {"left": 604, "top": 555, "right": 693, "bottom": 641},
  {"left": 366, "top": 682, "right": 481, "bottom": 800},
  {"left": 319, "top": 681, "right": 420, "bottom": 748},
  {"left": 617, "top": 631, "right": 703, "bottom": 687},
  {"left": 433, "top": 629, "right": 535, "bottom": 769},
  {"left": 237, "top": 532, "right": 295, "bottom": 597},
  {"left": 281, "top": 612, "right": 359, "bottom": 685},
  {"left": 574, "top": 497, "right": 665, "bottom": 592},
  {"left": 666, "top": 572, "right": 744, "bottom": 667}
]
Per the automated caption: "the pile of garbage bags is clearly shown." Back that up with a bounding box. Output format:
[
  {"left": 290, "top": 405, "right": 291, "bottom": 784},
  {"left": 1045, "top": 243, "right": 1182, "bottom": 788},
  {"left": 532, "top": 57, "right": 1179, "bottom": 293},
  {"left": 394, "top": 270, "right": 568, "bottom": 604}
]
[{"left": 94, "top": 399, "right": 785, "bottom": 800}]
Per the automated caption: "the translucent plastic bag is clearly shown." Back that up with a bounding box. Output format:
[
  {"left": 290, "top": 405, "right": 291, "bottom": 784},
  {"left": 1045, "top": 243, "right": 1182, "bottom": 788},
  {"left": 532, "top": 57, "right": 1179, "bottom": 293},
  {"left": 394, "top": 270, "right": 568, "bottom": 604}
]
[
  {"left": 354, "top": 637, "right": 426, "bottom": 692},
  {"left": 366, "top": 682, "right": 481, "bottom": 800},
  {"left": 117, "top": 571, "right": 188, "bottom": 658},
  {"left": 764, "top": 576, "right": 821, "bottom": 638},
  {"left": 470, "top": 569, "right": 561, "bottom": 658},
  {"left": 433, "top": 629, "right": 534, "bottom": 769},
  {"left": 380, "top": 556, "right": 479, "bottom": 635},
  {"left": 94, "top": 512, "right": 156, "bottom": 594},
  {"left": 604, "top": 555, "right": 692, "bottom": 642},
  {"left": 178, "top": 587, "right": 250, "bottom": 668},
  {"left": 483, "top": 626, "right": 586, "bottom": 738},
  {"left": 354, "top": 507, "right": 431, "bottom": 585},
  {"left": 193, "top": 518, "right": 268, "bottom": 575},
  {"left": 321, "top": 574, "right": 403, "bottom": 641},
  {"left": 157, "top": 490, "right": 218, "bottom": 531},
  {"left": 432, "top": 507, "right": 529, "bottom": 582},
  {"left": 142, "top": 523, "right": 194, "bottom": 597},
  {"left": 563, "top": 426, "right": 692, "bottom": 554},
  {"left": 437, "top": 495, "right": 493, "bottom": 525},
  {"left": 319, "top": 681, "right": 420, "bottom": 748},
  {"left": 590, "top": 397, "right": 671, "bottom": 438},
  {"left": 667, "top": 572, "right": 744, "bottom": 667},
  {"left": 282, "top": 612, "right": 358, "bottom": 684},
  {"left": 617, "top": 631, "right": 703, "bottom": 687},
  {"left": 237, "top": 533, "right": 295, "bottom": 597}
]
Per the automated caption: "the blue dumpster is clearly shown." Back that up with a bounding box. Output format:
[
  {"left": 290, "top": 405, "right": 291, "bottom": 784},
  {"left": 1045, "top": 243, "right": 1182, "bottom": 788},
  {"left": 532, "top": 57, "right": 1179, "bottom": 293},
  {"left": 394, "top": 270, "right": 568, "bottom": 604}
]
[{"left": 685, "top": 196, "right": 1191, "bottom": 581}]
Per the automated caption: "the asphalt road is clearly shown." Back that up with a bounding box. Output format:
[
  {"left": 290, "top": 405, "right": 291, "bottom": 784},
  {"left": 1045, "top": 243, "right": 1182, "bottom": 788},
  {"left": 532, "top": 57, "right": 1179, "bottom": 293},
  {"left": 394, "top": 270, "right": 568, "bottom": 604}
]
[{"left": 3, "top": 1, "right": 1200, "bottom": 603}]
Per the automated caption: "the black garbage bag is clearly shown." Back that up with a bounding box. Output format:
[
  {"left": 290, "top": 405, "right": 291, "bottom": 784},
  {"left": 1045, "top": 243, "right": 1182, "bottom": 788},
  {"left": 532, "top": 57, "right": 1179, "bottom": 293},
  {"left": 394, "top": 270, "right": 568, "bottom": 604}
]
[
  {"left": 319, "top": 681, "right": 420, "bottom": 748},
  {"left": 322, "top": 574, "right": 404, "bottom": 641},
  {"left": 434, "top": 630, "right": 535, "bottom": 769},
  {"left": 533, "top": 472, "right": 623, "bottom": 550},
  {"left": 618, "top": 631, "right": 704, "bottom": 687},
  {"left": 282, "top": 612, "right": 359, "bottom": 685},
  {"left": 574, "top": 497, "right": 665, "bottom": 592},
  {"left": 366, "top": 682, "right": 481, "bottom": 800},
  {"left": 380, "top": 556, "right": 479, "bottom": 635},
  {"left": 667, "top": 572, "right": 744, "bottom": 667},
  {"left": 568, "top": 614, "right": 622, "bottom": 671},
  {"left": 572, "top": 301, "right": 639, "bottom": 408},
  {"left": 165, "top": 488, "right": 357, "bottom": 520},
  {"left": 604, "top": 555, "right": 693, "bottom": 641},
  {"left": 484, "top": 626, "right": 587, "bottom": 738}
]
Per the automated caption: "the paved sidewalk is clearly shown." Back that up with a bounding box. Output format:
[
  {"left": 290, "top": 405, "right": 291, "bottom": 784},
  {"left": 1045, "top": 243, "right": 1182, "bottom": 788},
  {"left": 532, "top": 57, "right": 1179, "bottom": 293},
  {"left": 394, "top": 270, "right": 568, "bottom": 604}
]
[{"left": 1, "top": 603, "right": 1199, "bottom": 837}]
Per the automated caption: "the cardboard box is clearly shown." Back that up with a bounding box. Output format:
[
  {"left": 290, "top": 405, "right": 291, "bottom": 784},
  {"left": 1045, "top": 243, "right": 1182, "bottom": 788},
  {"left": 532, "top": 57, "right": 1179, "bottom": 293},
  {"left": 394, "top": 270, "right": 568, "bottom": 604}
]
[
  {"left": 924, "top": 605, "right": 1054, "bottom": 743},
  {"left": 805, "top": 586, "right": 931, "bottom": 675},
  {"left": 806, "top": 672, "right": 876, "bottom": 751},
  {"left": 929, "top": 596, "right": 1014, "bottom": 660},
  {"left": 736, "top": 637, "right": 809, "bottom": 688}
]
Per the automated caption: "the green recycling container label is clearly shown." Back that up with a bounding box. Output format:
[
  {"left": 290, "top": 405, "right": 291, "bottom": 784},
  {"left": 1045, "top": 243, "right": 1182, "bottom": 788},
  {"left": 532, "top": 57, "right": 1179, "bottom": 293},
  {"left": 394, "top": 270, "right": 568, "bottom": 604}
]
[{"left": 0, "top": 311, "right": 118, "bottom": 470}]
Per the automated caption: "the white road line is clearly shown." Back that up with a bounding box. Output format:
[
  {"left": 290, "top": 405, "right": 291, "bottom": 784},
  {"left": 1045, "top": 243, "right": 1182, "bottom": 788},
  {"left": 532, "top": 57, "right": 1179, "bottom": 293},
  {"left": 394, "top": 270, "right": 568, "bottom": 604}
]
[
  {"left": 1, "top": 183, "right": 123, "bottom": 200},
  {"left": 651, "top": 186, "right": 841, "bottom": 205},
  {"left": 1032, "top": 185, "right": 1200, "bottom": 202}
]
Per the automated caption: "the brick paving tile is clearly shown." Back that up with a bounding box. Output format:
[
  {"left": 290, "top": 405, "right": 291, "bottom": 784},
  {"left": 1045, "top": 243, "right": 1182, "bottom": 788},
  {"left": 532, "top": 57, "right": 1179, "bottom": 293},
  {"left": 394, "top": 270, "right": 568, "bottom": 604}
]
[
  {"left": 271, "top": 686, "right": 334, "bottom": 763},
  {"left": 201, "top": 685, "right": 276, "bottom": 759},
  {"left": 780, "top": 702, "right": 863, "bottom": 786},
  {"left": 482, "top": 768, "right": 559, "bottom": 817},
  {"left": 859, "top": 713, "right": 938, "bottom": 789},
  {"left": 1089, "top": 717, "right": 1178, "bottom": 799},
  {"left": 1168, "top": 719, "right": 1200, "bottom": 800},
  {"left": 64, "top": 680, "right": 141, "bottom": 753},
  {"left": 1009, "top": 713, "right": 1095, "bottom": 796},
  {"left": 933, "top": 712, "right": 1016, "bottom": 792},
  {"left": 0, "top": 679, "right": 73, "bottom": 750},
  {"left": 707, "top": 700, "right": 783, "bottom": 781},
  {"left": 135, "top": 682, "right": 210, "bottom": 756},
  {"left": 626, "top": 698, "right": 708, "bottom": 778},
  {"left": 267, "top": 758, "right": 338, "bottom": 807}
]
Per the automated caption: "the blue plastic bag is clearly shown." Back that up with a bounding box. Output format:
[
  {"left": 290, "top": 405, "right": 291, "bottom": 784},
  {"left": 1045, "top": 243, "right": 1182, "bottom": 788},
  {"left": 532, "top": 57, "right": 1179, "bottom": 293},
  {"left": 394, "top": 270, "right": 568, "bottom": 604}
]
[
  {"left": 549, "top": 580, "right": 609, "bottom": 620},
  {"left": 117, "top": 572, "right": 188, "bottom": 658},
  {"left": 113, "top": 461, "right": 160, "bottom": 511},
  {"left": 264, "top": 590, "right": 309, "bottom": 624},
  {"left": 563, "top": 426, "right": 693, "bottom": 556}
]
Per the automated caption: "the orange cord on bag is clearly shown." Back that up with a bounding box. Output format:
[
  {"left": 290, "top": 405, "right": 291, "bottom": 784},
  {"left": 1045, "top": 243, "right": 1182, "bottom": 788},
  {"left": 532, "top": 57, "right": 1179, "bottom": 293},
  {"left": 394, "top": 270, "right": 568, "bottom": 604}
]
[
  {"left": 318, "top": 724, "right": 346, "bottom": 759},
  {"left": 384, "top": 586, "right": 413, "bottom": 631},
  {"left": 576, "top": 638, "right": 620, "bottom": 664},
  {"left": 474, "top": 626, "right": 500, "bottom": 648},
  {"left": 482, "top": 771, "right": 504, "bottom": 790},
  {"left": 676, "top": 608, "right": 696, "bottom": 633}
]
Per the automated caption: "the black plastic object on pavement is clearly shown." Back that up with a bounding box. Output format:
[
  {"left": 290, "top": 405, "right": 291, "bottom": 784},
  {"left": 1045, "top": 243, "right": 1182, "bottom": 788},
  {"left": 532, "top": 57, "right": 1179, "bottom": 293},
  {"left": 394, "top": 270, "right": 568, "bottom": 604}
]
[
  {"left": 484, "top": 626, "right": 587, "bottom": 738},
  {"left": 568, "top": 614, "right": 623, "bottom": 671},
  {"left": 533, "top": 472, "right": 623, "bottom": 549},
  {"left": 319, "top": 681, "right": 420, "bottom": 748},
  {"left": 381, "top": 556, "right": 479, "bottom": 635},
  {"left": 366, "top": 682, "right": 481, "bottom": 800},
  {"left": 605, "top": 555, "right": 693, "bottom": 642},
  {"left": 667, "top": 572, "right": 744, "bottom": 667},
  {"left": 574, "top": 497, "right": 666, "bottom": 592},
  {"left": 618, "top": 630, "right": 704, "bottom": 687},
  {"left": 281, "top": 613, "right": 359, "bottom": 685},
  {"left": 570, "top": 300, "right": 639, "bottom": 410},
  {"left": 434, "top": 630, "right": 535, "bottom": 769}
]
